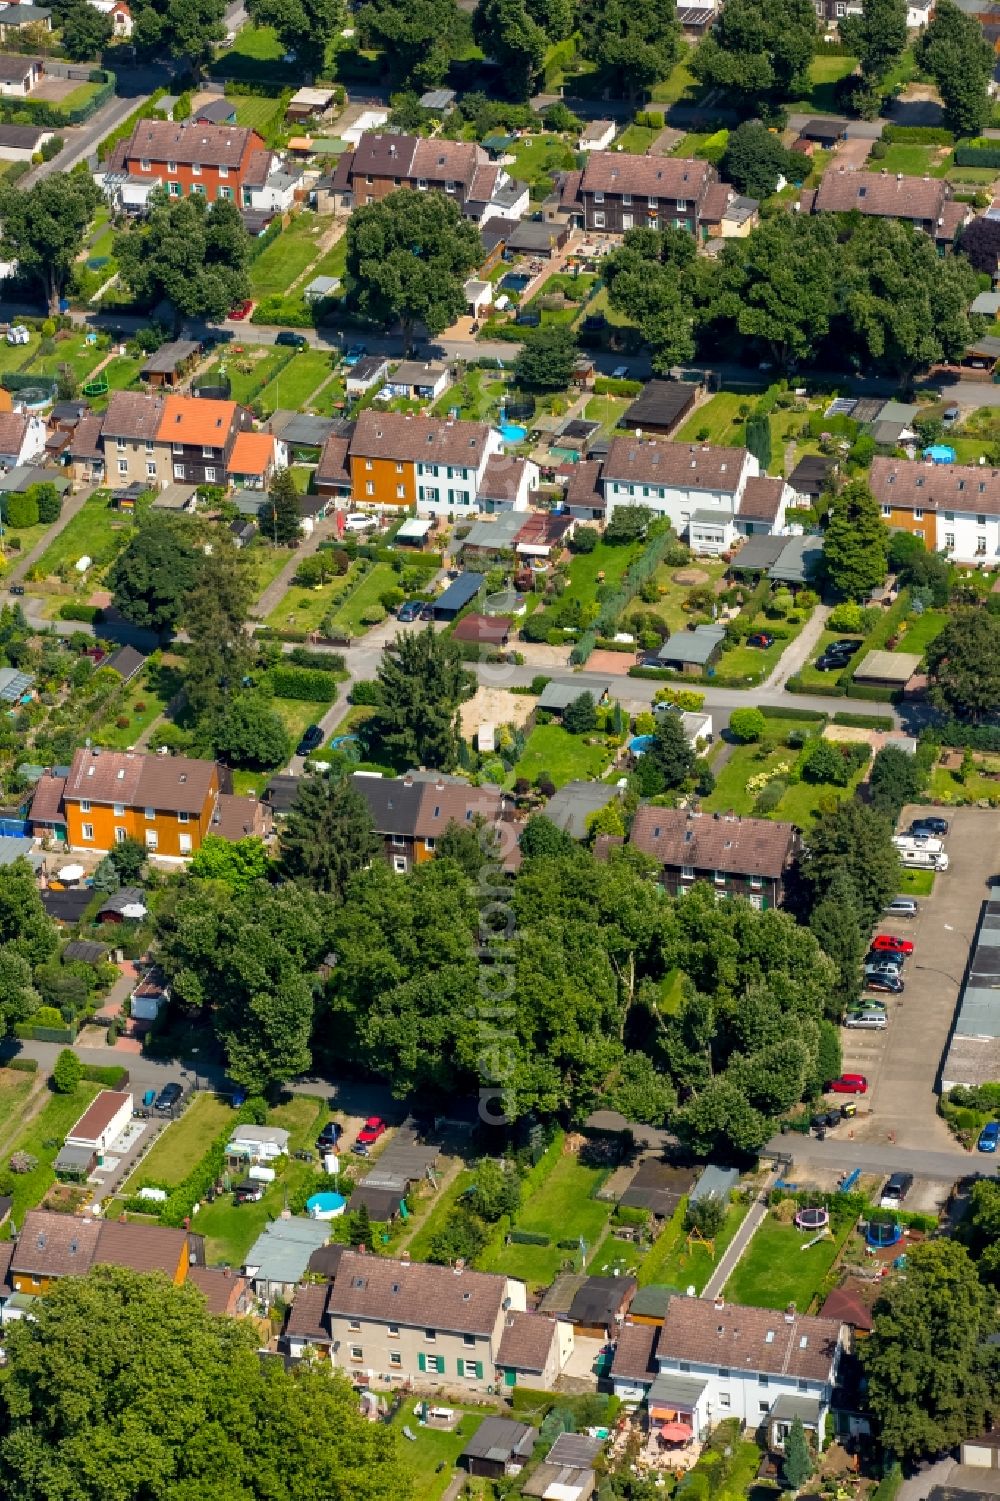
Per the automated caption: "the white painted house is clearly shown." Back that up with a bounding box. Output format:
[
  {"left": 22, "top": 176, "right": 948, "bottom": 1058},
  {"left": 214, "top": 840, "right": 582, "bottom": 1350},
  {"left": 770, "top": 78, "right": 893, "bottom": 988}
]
[
  {"left": 612, "top": 1297, "right": 847, "bottom": 1453},
  {"left": 227, "top": 1125, "right": 290, "bottom": 1163},
  {"left": 601, "top": 439, "right": 759, "bottom": 554},
  {"left": 870, "top": 455, "right": 1000, "bottom": 566},
  {"left": 0, "top": 411, "right": 46, "bottom": 470},
  {"left": 65, "top": 1090, "right": 133, "bottom": 1154}
]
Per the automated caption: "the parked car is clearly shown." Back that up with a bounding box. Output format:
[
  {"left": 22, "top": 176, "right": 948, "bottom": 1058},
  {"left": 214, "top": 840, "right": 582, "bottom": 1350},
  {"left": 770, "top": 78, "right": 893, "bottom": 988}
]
[
  {"left": 420, "top": 604, "right": 435, "bottom": 620},
  {"left": 871, "top": 934, "right": 914, "bottom": 955},
  {"left": 816, "top": 652, "right": 848, "bottom": 672},
  {"left": 234, "top": 1179, "right": 264, "bottom": 1204},
  {"left": 275, "top": 330, "right": 308, "bottom": 348},
  {"left": 942, "top": 405, "right": 960, "bottom": 427},
  {"left": 296, "top": 725, "right": 324, "bottom": 756},
  {"left": 866, "top": 950, "right": 904, "bottom": 971},
  {"left": 343, "top": 343, "right": 367, "bottom": 367},
  {"left": 865, "top": 972, "right": 904, "bottom": 994},
  {"left": 747, "top": 632, "right": 775, "bottom": 649},
  {"left": 317, "top": 1121, "right": 342, "bottom": 1151},
  {"left": 827, "top": 640, "right": 861, "bottom": 656},
  {"left": 357, "top": 1115, "right": 386, "bottom": 1147},
  {"left": 978, "top": 1121, "right": 1000, "bottom": 1153},
  {"left": 154, "top": 1081, "right": 183, "bottom": 1114},
  {"left": 880, "top": 1171, "right": 913, "bottom": 1207},
  {"left": 229, "top": 300, "right": 252, "bottom": 320},
  {"left": 845, "top": 1010, "right": 888, "bottom": 1029},
  {"left": 828, "top": 1073, "right": 868, "bottom": 1094},
  {"left": 910, "top": 817, "right": 949, "bottom": 837},
  {"left": 884, "top": 897, "right": 919, "bottom": 919},
  {"left": 611, "top": 364, "right": 629, "bottom": 378},
  {"left": 8, "top": 585, "right": 23, "bottom": 596},
  {"left": 816, "top": 640, "right": 859, "bottom": 670},
  {"left": 397, "top": 600, "right": 422, "bottom": 622}
]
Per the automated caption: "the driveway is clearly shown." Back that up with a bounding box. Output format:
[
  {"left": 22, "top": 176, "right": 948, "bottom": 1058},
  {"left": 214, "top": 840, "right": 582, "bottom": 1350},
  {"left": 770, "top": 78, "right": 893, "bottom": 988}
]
[
  {"left": 5, "top": 483, "right": 98, "bottom": 584},
  {"left": 763, "top": 603, "right": 830, "bottom": 692}
]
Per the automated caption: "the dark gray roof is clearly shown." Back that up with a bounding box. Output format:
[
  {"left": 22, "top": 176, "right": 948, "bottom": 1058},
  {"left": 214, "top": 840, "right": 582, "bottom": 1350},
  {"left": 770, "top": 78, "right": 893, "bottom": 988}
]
[
  {"left": 431, "top": 572, "right": 485, "bottom": 615},
  {"left": 657, "top": 624, "right": 725, "bottom": 666},
  {"left": 568, "top": 1275, "right": 637, "bottom": 1325},
  {"left": 619, "top": 1159, "right": 695, "bottom": 1217},
  {"left": 0, "top": 123, "right": 45, "bottom": 148},
  {"left": 546, "top": 1433, "right": 605, "bottom": 1468},
  {"left": 267, "top": 411, "right": 340, "bottom": 448},
  {"left": 728, "top": 535, "right": 788, "bottom": 573},
  {"left": 461, "top": 1418, "right": 537, "bottom": 1464},
  {"left": 97, "top": 886, "right": 146, "bottom": 916},
  {"left": 542, "top": 780, "right": 618, "bottom": 840},
  {"left": 622, "top": 380, "right": 696, "bottom": 431},
  {"left": 768, "top": 535, "right": 824, "bottom": 584},
  {"left": 195, "top": 98, "right": 236, "bottom": 123},
  {"left": 40, "top": 888, "right": 92, "bottom": 924},
  {"left": 63, "top": 940, "right": 108, "bottom": 964},
  {"left": 139, "top": 340, "right": 200, "bottom": 376},
  {"left": 103, "top": 645, "right": 146, "bottom": 682},
  {"left": 788, "top": 454, "right": 835, "bottom": 495},
  {"left": 264, "top": 774, "right": 300, "bottom": 813}
]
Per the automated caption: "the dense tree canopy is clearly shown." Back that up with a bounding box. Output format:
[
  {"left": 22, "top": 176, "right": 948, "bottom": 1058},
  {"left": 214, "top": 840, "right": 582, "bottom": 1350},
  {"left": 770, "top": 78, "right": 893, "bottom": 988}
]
[
  {"left": 346, "top": 190, "right": 481, "bottom": 349},
  {"left": 916, "top": 0, "right": 994, "bottom": 136},
  {"left": 0, "top": 1266, "right": 409, "bottom": 1501},
  {"left": 720, "top": 121, "right": 803, "bottom": 200},
  {"left": 368, "top": 626, "right": 472, "bottom": 770},
  {"left": 691, "top": 0, "right": 818, "bottom": 108},
  {"left": 840, "top": 0, "right": 907, "bottom": 89},
  {"left": 116, "top": 194, "right": 250, "bottom": 334},
  {"left": 926, "top": 610, "right": 1000, "bottom": 720},
  {"left": 108, "top": 516, "right": 203, "bottom": 635},
  {"left": 131, "top": 0, "right": 225, "bottom": 58},
  {"left": 513, "top": 326, "right": 581, "bottom": 391},
  {"left": 279, "top": 773, "right": 382, "bottom": 897},
  {"left": 578, "top": 0, "right": 680, "bottom": 97},
  {"left": 821, "top": 478, "right": 888, "bottom": 600},
  {"left": 60, "top": 0, "right": 112, "bottom": 58},
  {"left": 712, "top": 213, "right": 838, "bottom": 369},
  {"left": 245, "top": 0, "right": 340, "bottom": 59},
  {"left": 603, "top": 227, "right": 696, "bottom": 374},
  {"left": 357, "top": 0, "right": 462, "bottom": 90},
  {"left": 0, "top": 174, "right": 101, "bottom": 314},
  {"left": 474, "top": 0, "right": 548, "bottom": 100},
  {"left": 801, "top": 801, "right": 900, "bottom": 932}
]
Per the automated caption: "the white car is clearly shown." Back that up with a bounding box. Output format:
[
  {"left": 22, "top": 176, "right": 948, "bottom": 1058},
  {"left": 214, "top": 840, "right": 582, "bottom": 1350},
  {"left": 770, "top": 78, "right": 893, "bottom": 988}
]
[
  {"left": 844, "top": 1010, "right": 888, "bottom": 1029},
  {"left": 344, "top": 513, "right": 377, "bottom": 533},
  {"left": 611, "top": 364, "right": 629, "bottom": 378}
]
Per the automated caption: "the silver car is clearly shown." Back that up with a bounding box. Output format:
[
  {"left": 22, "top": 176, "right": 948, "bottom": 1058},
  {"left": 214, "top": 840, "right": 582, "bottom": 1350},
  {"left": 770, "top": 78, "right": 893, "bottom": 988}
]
[{"left": 845, "top": 1010, "right": 888, "bottom": 1029}]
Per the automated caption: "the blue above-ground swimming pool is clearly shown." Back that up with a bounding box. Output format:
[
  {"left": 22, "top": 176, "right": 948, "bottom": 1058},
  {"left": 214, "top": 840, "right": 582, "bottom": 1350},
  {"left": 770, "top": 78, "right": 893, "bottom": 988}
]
[
  {"left": 923, "top": 444, "right": 956, "bottom": 464},
  {"left": 306, "top": 1192, "right": 346, "bottom": 1220},
  {"left": 629, "top": 735, "right": 656, "bottom": 755},
  {"left": 498, "top": 422, "right": 527, "bottom": 443}
]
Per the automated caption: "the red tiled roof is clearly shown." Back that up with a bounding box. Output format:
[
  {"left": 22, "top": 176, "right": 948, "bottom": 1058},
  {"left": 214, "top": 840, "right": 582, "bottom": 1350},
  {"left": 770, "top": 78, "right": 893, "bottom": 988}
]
[
  {"left": 157, "top": 394, "right": 238, "bottom": 448},
  {"left": 121, "top": 119, "right": 262, "bottom": 170},
  {"left": 228, "top": 431, "right": 275, "bottom": 476},
  {"left": 630, "top": 807, "right": 796, "bottom": 878},
  {"left": 870, "top": 454, "right": 1000, "bottom": 517},
  {"left": 658, "top": 1295, "right": 844, "bottom": 1381},
  {"left": 739, "top": 476, "right": 785, "bottom": 520},
  {"left": 28, "top": 772, "right": 65, "bottom": 826},
  {"left": 580, "top": 151, "right": 714, "bottom": 200},
  {"left": 350, "top": 408, "right": 490, "bottom": 467},
  {"left": 813, "top": 169, "right": 946, "bottom": 221},
  {"left": 604, "top": 438, "right": 748, "bottom": 494}
]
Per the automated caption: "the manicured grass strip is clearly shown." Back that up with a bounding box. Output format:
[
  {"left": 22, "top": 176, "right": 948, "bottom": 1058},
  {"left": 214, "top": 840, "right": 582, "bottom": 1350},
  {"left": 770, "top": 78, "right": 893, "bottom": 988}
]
[
  {"left": 0, "top": 1070, "right": 36, "bottom": 1143},
  {"left": 255, "top": 349, "right": 333, "bottom": 415},
  {"left": 267, "top": 1093, "right": 326, "bottom": 1150},
  {"left": 7, "top": 1082, "right": 101, "bottom": 1219},
  {"left": 249, "top": 215, "right": 329, "bottom": 297},
  {"left": 514, "top": 723, "right": 612, "bottom": 789},
  {"left": 273, "top": 696, "right": 331, "bottom": 742},
  {"left": 893, "top": 608, "right": 947, "bottom": 658},
  {"left": 324, "top": 561, "right": 399, "bottom": 636},
  {"left": 897, "top": 868, "right": 935, "bottom": 896},
  {"left": 725, "top": 1210, "right": 854, "bottom": 1311},
  {"left": 478, "top": 1149, "right": 612, "bottom": 1288},
  {"left": 387, "top": 1403, "right": 487, "bottom": 1501},
  {"left": 639, "top": 1197, "right": 749, "bottom": 1292},
  {"left": 32, "top": 490, "right": 132, "bottom": 578},
  {"left": 405, "top": 1169, "right": 476, "bottom": 1261},
  {"left": 130, "top": 1093, "right": 236, "bottom": 1190}
]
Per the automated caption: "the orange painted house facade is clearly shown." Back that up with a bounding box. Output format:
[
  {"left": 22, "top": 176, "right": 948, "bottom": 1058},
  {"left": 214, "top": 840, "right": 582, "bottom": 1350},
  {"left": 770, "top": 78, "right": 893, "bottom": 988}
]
[
  {"left": 9, "top": 1211, "right": 197, "bottom": 1297},
  {"left": 347, "top": 408, "right": 502, "bottom": 515},
  {"left": 62, "top": 747, "right": 219, "bottom": 858}
]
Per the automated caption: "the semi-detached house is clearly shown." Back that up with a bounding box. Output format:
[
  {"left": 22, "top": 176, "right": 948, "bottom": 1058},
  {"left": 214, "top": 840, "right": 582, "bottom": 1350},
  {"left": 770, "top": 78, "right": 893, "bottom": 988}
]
[
  {"left": 869, "top": 454, "right": 1000, "bottom": 564},
  {"left": 803, "top": 169, "right": 970, "bottom": 249},
  {"left": 348, "top": 408, "right": 502, "bottom": 515},
  {"left": 560, "top": 152, "right": 722, "bottom": 237},
  {"left": 105, "top": 120, "right": 267, "bottom": 215},
  {"left": 62, "top": 746, "right": 219, "bottom": 858},
  {"left": 349, "top": 772, "right": 507, "bottom": 872},
  {"left": 100, "top": 391, "right": 253, "bottom": 489},
  {"left": 330, "top": 131, "right": 529, "bottom": 225},
  {"left": 627, "top": 808, "right": 799, "bottom": 910},
  {"left": 601, "top": 438, "right": 759, "bottom": 552}
]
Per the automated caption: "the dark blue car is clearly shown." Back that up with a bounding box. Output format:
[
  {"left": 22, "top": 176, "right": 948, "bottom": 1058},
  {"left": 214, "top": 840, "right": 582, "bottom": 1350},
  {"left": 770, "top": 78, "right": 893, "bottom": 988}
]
[
  {"left": 397, "top": 600, "right": 422, "bottom": 622},
  {"left": 979, "top": 1121, "right": 1000, "bottom": 1153}
]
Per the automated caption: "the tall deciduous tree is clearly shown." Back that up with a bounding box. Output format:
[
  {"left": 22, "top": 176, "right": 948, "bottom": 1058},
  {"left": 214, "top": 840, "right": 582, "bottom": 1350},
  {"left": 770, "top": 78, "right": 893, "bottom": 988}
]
[
  {"left": 801, "top": 801, "right": 900, "bottom": 931},
  {"left": 131, "top": 0, "right": 225, "bottom": 59},
  {"left": 245, "top": 0, "right": 341, "bottom": 59},
  {"left": 821, "top": 478, "right": 888, "bottom": 599},
  {"left": 356, "top": 0, "right": 461, "bottom": 89},
  {"left": 0, "top": 174, "right": 100, "bottom": 315},
  {"left": 279, "top": 773, "right": 381, "bottom": 897},
  {"left": 189, "top": 834, "right": 270, "bottom": 892},
  {"left": 869, "top": 745, "right": 924, "bottom": 820},
  {"left": 0, "top": 1265, "right": 409, "bottom": 1501},
  {"left": 578, "top": 0, "right": 679, "bottom": 96},
  {"left": 714, "top": 213, "right": 837, "bottom": 369},
  {"left": 720, "top": 120, "right": 802, "bottom": 199},
  {"left": 108, "top": 515, "right": 201, "bottom": 635},
  {"left": 182, "top": 539, "right": 253, "bottom": 727},
  {"left": 116, "top": 194, "right": 250, "bottom": 335},
  {"left": 473, "top": 0, "right": 548, "bottom": 99},
  {"left": 926, "top": 610, "right": 1000, "bottom": 720},
  {"left": 863, "top": 1240, "right": 996, "bottom": 1462},
  {"left": 808, "top": 868, "right": 864, "bottom": 1009},
  {"left": 840, "top": 0, "right": 906, "bottom": 85},
  {"left": 840, "top": 217, "right": 980, "bottom": 382},
  {"left": 370, "top": 626, "right": 471, "bottom": 770},
  {"left": 513, "top": 326, "right": 580, "bottom": 391},
  {"left": 60, "top": 0, "right": 112, "bottom": 57},
  {"left": 212, "top": 693, "right": 291, "bottom": 771},
  {"left": 0, "top": 951, "right": 39, "bottom": 1039},
  {"left": 917, "top": 0, "right": 993, "bottom": 136},
  {"left": 691, "top": 0, "right": 818, "bottom": 108},
  {"left": 346, "top": 190, "right": 481, "bottom": 350},
  {"left": 0, "top": 859, "right": 57, "bottom": 968},
  {"left": 603, "top": 227, "right": 696, "bottom": 374}
]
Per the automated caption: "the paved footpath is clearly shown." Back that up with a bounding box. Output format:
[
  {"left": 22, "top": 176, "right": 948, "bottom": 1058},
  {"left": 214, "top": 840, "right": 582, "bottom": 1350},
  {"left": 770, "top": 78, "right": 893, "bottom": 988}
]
[
  {"left": 702, "top": 1167, "right": 778, "bottom": 1301},
  {"left": 5, "top": 484, "right": 98, "bottom": 585}
]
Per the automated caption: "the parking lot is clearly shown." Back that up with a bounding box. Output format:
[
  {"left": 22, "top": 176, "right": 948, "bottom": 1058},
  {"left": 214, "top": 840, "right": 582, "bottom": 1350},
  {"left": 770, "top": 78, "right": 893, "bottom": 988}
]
[{"left": 841, "top": 805, "right": 1000, "bottom": 1152}]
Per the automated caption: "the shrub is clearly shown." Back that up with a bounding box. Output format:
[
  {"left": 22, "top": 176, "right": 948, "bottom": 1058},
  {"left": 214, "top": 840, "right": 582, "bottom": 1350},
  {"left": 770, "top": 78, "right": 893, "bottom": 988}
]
[
  {"left": 7, "top": 1057, "right": 37, "bottom": 1073},
  {"left": 360, "top": 605, "right": 386, "bottom": 626},
  {"left": 9, "top": 1151, "right": 37, "bottom": 1173},
  {"left": 349, "top": 679, "right": 382, "bottom": 705},
  {"left": 58, "top": 602, "right": 103, "bottom": 623},
  {"left": 729, "top": 707, "right": 766, "bottom": 743},
  {"left": 80, "top": 1064, "right": 128, "bottom": 1087},
  {"left": 51, "top": 1047, "right": 82, "bottom": 1094},
  {"left": 266, "top": 666, "right": 338, "bottom": 703},
  {"left": 509, "top": 1229, "right": 551, "bottom": 1245}
]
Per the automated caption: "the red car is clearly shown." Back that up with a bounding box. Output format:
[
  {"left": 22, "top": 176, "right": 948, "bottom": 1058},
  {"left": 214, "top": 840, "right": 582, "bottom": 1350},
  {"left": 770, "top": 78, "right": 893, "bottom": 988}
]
[
  {"left": 828, "top": 1073, "right": 868, "bottom": 1095},
  {"left": 871, "top": 934, "right": 914, "bottom": 956},
  {"left": 229, "top": 299, "right": 253, "bottom": 321},
  {"left": 356, "top": 1116, "right": 386, "bottom": 1147}
]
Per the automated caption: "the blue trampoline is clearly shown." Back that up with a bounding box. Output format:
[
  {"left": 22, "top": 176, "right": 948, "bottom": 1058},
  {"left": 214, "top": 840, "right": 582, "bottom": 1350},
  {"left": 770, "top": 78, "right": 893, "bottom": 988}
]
[
  {"left": 497, "top": 422, "right": 527, "bottom": 443},
  {"left": 866, "top": 1216, "right": 902, "bottom": 1249},
  {"left": 923, "top": 445, "right": 956, "bottom": 464}
]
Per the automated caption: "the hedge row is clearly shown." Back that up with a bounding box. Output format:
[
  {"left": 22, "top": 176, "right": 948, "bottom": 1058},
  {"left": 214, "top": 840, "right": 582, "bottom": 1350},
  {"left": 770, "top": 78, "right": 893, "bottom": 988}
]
[
  {"left": 286, "top": 647, "right": 346, "bottom": 673},
  {"left": 759, "top": 704, "right": 825, "bottom": 722},
  {"left": 509, "top": 1229, "right": 550, "bottom": 1245},
  {"left": 934, "top": 721, "right": 1000, "bottom": 751},
  {"left": 7, "top": 1057, "right": 37, "bottom": 1073},
  {"left": 266, "top": 665, "right": 338, "bottom": 703},
  {"left": 81, "top": 1063, "right": 129, "bottom": 1087},
  {"left": 59, "top": 602, "right": 104, "bottom": 623},
  {"left": 883, "top": 125, "right": 953, "bottom": 144},
  {"left": 833, "top": 711, "right": 894, "bottom": 730},
  {"left": 593, "top": 376, "right": 643, "bottom": 397},
  {"left": 955, "top": 147, "right": 1000, "bottom": 168}
]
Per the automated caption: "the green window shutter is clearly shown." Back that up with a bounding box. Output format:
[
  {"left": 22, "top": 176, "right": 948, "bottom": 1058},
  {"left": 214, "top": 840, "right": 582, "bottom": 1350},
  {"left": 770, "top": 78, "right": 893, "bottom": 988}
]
[
  {"left": 436, "top": 1355, "right": 445, "bottom": 1374},
  {"left": 418, "top": 1353, "right": 427, "bottom": 1373},
  {"left": 457, "top": 1358, "right": 465, "bottom": 1377},
  {"left": 475, "top": 1361, "right": 484, "bottom": 1379},
  {"left": 504, "top": 1368, "right": 517, "bottom": 1387}
]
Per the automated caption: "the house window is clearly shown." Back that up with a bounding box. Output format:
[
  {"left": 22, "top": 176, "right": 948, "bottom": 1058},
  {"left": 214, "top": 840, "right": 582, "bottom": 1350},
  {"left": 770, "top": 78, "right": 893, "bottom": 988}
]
[
  {"left": 391, "top": 835, "right": 404, "bottom": 848},
  {"left": 944, "top": 510, "right": 954, "bottom": 521},
  {"left": 714, "top": 870, "right": 726, "bottom": 885},
  {"left": 145, "top": 830, "right": 158, "bottom": 851},
  {"left": 178, "top": 811, "right": 189, "bottom": 824},
  {"left": 881, "top": 505, "right": 891, "bottom": 517},
  {"left": 145, "top": 807, "right": 155, "bottom": 821},
  {"left": 396, "top": 485, "right": 405, "bottom": 499},
  {"left": 173, "top": 464, "right": 185, "bottom": 480},
  {"left": 389, "top": 1351, "right": 402, "bottom": 1367},
  {"left": 365, "top": 482, "right": 374, "bottom": 496},
  {"left": 749, "top": 894, "right": 763, "bottom": 910},
  {"left": 205, "top": 467, "right": 216, "bottom": 483},
  {"left": 978, "top": 535, "right": 988, "bottom": 555},
  {"left": 168, "top": 180, "right": 182, "bottom": 196},
  {"left": 80, "top": 800, "right": 91, "bottom": 813},
  {"left": 798, "top": 1379, "right": 809, "bottom": 1392},
  {"left": 914, "top": 529, "right": 923, "bottom": 540},
  {"left": 365, "top": 459, "right": 373, "bottom": 470},
  {"left": 81, "top": 823, "right": 94, "bottom": 842},
  {"left": 676, "top": 198, "right": 688, "bottom": 212},
  {"left": 190, "top": 183, "right": 205, "bottom": 196},
  {"left": 218, "top": 186, "right": 234, "bottom": 201},
  {"left": 179, "top": 833, "right": 192, "bottom": 854},
  {"left": 622, "top": 192, "right": 632, "bottom": 206},
  {"left": 115, "top": 828, "right": 126, "bottom": 844},
  {"left": 750, "top": 875, "right": 763, "bottom": 890},
  {"left": 718, "top": 1368, "right": 730, "bottom": 1379},
  {"left": 458, "top": 1359, "right": 484, "bottom": 1379},
  {"left": 446, "top": 179, "right": 456, "bottom": 193},
  {"left": 945, "top": 532, "right": 955, "bottom": 549},
  {"left": 681, "top": 865, "right": 694, "bottom": 880},
  {"left": 349, "top": 1346, "right": 363, "bottom": 1362},
  {"left": 594, "top": 212, "right": 605, "bottom": 228},
  {"left": 760, "top": 1401, "right": 770, "bottom": 1415},
  {"left": 679, "top": 1362, "right": 691, "bottom": 1373},
  {"left": 147, "top": 463, "right": 157, "bottom": 478},
  {"left": 425, "top": 1330, "right": 436, "bottom": 1342},
  {"left": 117, "top": 437, "right": 127, "bottom": 451},
  {"left": 719, "top": 1393, "right": 731, "bottom": 1408},
  {"left": 393, "top": 856, "right": 407, "bottom": 873},
  {"left": 218, "top": 165, "right": 228, "bottom": 178},
  {"left": 395, "top": 462, "right": 404, "bottom": 474},
  {"left": 348, "top": 1321, "right": 361, "bottom": 1332},
  {"left": 463, "top": 1334, "right": 476, "bottom": 1348},
  {"left": 388, "top": 1326, "right": 399, "bottom": 1339},
  {"left": 113, "top": 802, "right": 124, "bottom": 816},
  {"left": 140, "top": 158, "right": 151, "bottom": 171},
  {"left": 978, "top": 514, "right": 988, "bottom": 526},
  {"left": 425, "top": 837, "right": 435, "bottom": 851},
  {"left": 118, "top": 460, "right": 129, "bottom": 476},
  {"left": 759, "top": 1374, "right": 769, "bottom": 1386},
  {"left": 913, "top": 508, "right": 923, "bottom": 521},
  {"left": 167, "top": 160, "right": 176, "bottom": 173},
  {"left": 192, "top": 162, "right": 201, "bottom": 175},
  {"left": 417, "top": 178, "right": 428, "bottom": 190}
]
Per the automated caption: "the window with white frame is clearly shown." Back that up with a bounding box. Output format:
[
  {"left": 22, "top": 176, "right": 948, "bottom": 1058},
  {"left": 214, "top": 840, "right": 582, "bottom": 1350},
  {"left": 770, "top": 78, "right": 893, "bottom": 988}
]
[
  {"left": 145, "top": 830, "right": 158, "bottom": 850},
  {"left": 81, "top": 823, "right": 94, "bottom": 842},
  {"left": 179, "top": 834, "right": 192, "bottom": 854},
  {"left": 118, "top": 460, "right": 128, "bottom": 476},
  {"left": 115, "top": 828, "right": 126, "bottom": 844}
]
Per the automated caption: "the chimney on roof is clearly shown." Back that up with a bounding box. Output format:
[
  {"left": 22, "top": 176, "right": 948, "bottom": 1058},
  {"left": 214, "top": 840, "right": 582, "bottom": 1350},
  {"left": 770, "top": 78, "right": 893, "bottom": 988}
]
[
  {"left": 454, "top": 1258, "right": 465, "bottom": 1272},
  {"left": 785, "top": 1303, "right": 796, "bottom": 1322},
  {"left": 714, "top": 1296, "right": 724, "bottom": 1310}
]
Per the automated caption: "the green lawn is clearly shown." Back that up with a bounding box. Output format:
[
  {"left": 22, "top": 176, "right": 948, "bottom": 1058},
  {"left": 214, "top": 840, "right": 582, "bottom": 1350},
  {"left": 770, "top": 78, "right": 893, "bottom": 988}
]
[
  {"left": 32, "top": 490, "right": 133, "bottom": 578},
  {"left": 507, "top": 133, "right": 576, "bottom": 193},
  {"left": 584, "top": 394, "right": 631, "bottom": 434},
  {"left": 480, "top": 1148, "right": 612, "bottom": 1288},
  {"left": 404, "top": 1169, "right": 476, "bottom": 1262},
  {"left": 639, "top": 1198, "right": 749, "bottom": 1293},
  {"left": 233, "top": 93, "right": 286, "bottom": 135},
  {"left": 204, "top": 348, "right": 289, "bottom": 405},
  {"left": 325, "top": 561, "right": 399, "bottom": 636},
  {"left": 6, "top": 1082, "right": 101, "bottom": 1219},
  {"left": 212, "top": 23, "right": 301, "bottom": 82},
  {"left": 897, "top": 868, "right": 935, "bottom": 896},
  {"left": 433, "top": 368, "right": 507, "bottom": 422},
  {"left": 246, "top": 540, "right": 290, "bottom": 599},
  {"left": 249, "top": 214, "right": 329, "bottom": 297},
  {"left": 714, "top": 608, "right": 814, "bottom": 685},
  {"left": 0, "top": 330, "right": 39, "bottom": 372},
  {"left": 645, "top": 558, "right": 727, "bottom": 634},
  {"left": 310, "top": 234, "right": 347, "bottom": 283},
  {"left": 928, "top": 756, "right": 1000, "bottom": 803},
  {"left": 677, "top": 391, "right": 751, "bottom": 446},
  {"left": 726, "top": 1211, "right": 856, "bottom": 1312},
  {"left": 255, "top": 349, "right": 333, "bottom": 415},
  {"left": 387, "top": 1403, "right": 487, "bottom": 1501},
  {"left": 91, "top": 662, "right": 184, "bottom": 750},
  {"left": 789, "top": 53, "right": 859, "bottom": 113},
  {"left": 617, "top": 124, "right": 657, "bottom": 153},
  {"left": 703, "top": 717, "right": 824, "bottom": 817},
  {"left": 0, "top": 1069, "right": 36, "bottom": 1142},
  {"left": 26, "top": 333, "right": 106, "bottom": 386},
  {"left": 266, "top": 571, "right": 348, "bottom": 632},
  {"left": 563, "top": 538, "right": 643, "bottom": 610},
  {"left": 514, "top": 723, "right": 613, "bottom": 789},
  {"left": 867, "top": 142, "right": 941, "bottom": 177},
  {"left": 273, "top": 696, "right": 331, "bottom": 742},
  {"left": 893, "top": 609, "right": 947, "bottom": 659},
  {"left": 130, "top": 1094, "right": 236, "bottom": 1191},
  {"left": 796, "top": 629, "right": 865, "bottom": 691},
  {"left": 650, "top": 52, "right": 699, "bottom": 105},
  {"left": 267, "top": 1093, "right": 327, "bottom": 1149},
  {"left": 99, "top": 353, "right": 145, "bottom": 395}
]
